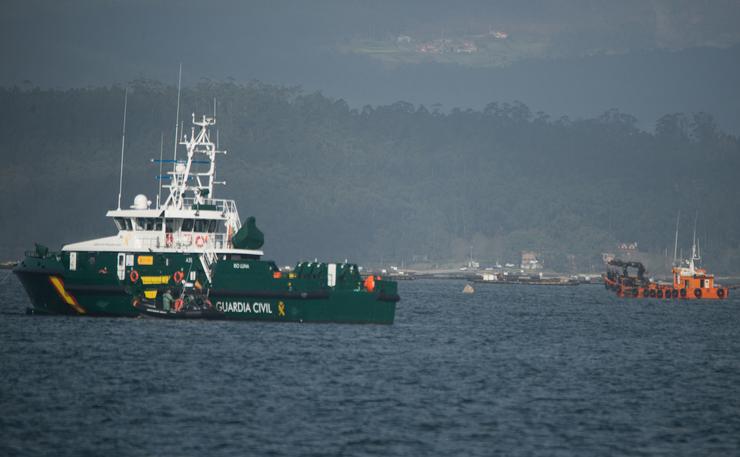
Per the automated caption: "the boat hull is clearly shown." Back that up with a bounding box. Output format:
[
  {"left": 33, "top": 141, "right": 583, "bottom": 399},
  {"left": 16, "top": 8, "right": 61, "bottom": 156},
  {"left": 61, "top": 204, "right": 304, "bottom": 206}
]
[
  {"left": 604, "top": 276, "right": 729, "bottom": 300},
  {"left": 15, "top": 251, "right": 399, "bottom": 323},
  {"left": 15, "top": 254, "right": 143, "bottom": 317},
  {"left": 14, "top": 268, "right": 77, "bottom": 315},
  {"left": 134, "top": 292, "right": 397, "bottom": 324},
  {"left": 207, "top": 290, "right": 397, "bottom": 324}
]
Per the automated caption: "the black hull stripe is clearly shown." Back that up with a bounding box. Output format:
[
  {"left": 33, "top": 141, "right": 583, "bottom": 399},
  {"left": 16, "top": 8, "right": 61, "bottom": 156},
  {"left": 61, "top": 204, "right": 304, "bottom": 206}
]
[
  {"left": 210, "top": 289, "right": 330, "bottom": 299},
  {"left": 65, "top": 284, "right": 128, "bottom": 295},
  {"left": 210, "top": 289, "right": 399, "bottom": 302},
  {"left": 13, "top": 267, "right": 65, "bottom": 276},
  {"left": 377, "top": 293, "right": 400, "bottom": 302}
]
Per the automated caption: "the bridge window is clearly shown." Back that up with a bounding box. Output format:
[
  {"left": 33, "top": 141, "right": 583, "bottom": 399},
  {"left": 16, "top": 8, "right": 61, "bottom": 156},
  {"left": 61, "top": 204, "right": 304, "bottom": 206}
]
[
  {"left": 134, "top": 218, "right": 161, "bottom": 231},
  {"left": 208, "top": 220, "right": 218, "bottom": 232},
  {"left": 114, "top": 217, "right": 133, "bottom": 230},
  {"left": 194, "top": 219, "right": 209, "bottom": 232},
  {"left": 165, "top": 218, "right": 176, "bottom": 233},
  {"left": 182, "top": 219, "right": 194, "bottom": 231}
]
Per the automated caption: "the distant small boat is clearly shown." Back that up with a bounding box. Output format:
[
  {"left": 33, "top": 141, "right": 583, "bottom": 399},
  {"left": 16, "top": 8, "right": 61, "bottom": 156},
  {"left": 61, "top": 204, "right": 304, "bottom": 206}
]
[{"left": 604, "top": 236, "right": 728, "bottom": 300}]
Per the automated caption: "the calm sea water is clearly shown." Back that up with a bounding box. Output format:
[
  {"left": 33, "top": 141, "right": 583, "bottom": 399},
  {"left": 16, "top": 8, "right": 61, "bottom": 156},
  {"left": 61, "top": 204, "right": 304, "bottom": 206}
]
[{"left": 1, "top": 269, "right": 739, "bottom": 456}]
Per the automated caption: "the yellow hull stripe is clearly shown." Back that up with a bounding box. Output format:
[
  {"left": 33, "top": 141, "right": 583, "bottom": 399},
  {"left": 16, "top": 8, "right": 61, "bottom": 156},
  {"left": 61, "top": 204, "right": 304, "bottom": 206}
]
[
  {"left": 48, "top": 276, "right": 86, "bottom": 314},
  {"left": 144, "top": 290, "right": 158, "bottom": 299},
  {"left": 141, "top": 275, "right": 170, "bottom": 285}
]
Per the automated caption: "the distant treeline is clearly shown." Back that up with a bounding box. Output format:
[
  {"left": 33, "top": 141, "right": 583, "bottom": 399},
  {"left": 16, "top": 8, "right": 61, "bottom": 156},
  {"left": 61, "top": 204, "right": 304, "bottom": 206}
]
[{"left": 1, "top": 81, "right": 739, "bottom": 273}]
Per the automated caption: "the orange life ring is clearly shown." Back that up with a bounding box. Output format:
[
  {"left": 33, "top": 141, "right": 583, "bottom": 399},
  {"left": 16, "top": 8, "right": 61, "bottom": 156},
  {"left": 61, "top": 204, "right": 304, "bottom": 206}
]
[
  {"left": 717, "top": 288, "right": 725, "bottom": 298},
  {"left": 173, "top": 271, "right": 185, "bottom": 283},
  {"left": 129, "top": 269, "right": 139, "bottom": 283},
  {"left": 165, "top": 233, "right": 174, "bottom": 247},
  {"left": 174, "top": 298, "right": 184, "bottom": 312},
  {"left": 195, "top": 235, "right": 205, "bottom": 247}
]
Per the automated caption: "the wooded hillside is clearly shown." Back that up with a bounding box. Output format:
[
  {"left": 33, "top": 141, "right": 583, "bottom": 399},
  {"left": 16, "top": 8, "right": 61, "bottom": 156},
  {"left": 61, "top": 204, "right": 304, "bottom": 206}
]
[{"left": 2, "top": 82, "right": 738, "bottom": 273}]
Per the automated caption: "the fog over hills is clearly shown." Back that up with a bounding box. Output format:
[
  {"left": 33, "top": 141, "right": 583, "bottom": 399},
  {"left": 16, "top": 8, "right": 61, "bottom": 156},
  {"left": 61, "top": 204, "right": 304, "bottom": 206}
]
[
  {"left": 3, "top": 1, "right": 740, "bottom": 273},
  {"left": 3, "top": 0, "right": 740, "bottom": 133},
  {"left": 2, "top": 83, "right": 739, "bottom": 273}
]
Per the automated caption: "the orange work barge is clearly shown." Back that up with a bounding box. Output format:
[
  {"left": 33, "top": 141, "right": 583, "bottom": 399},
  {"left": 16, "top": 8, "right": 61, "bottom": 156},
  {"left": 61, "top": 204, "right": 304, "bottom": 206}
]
[{"left": 604, "top": 257, "right": 728, "bottom": 300}]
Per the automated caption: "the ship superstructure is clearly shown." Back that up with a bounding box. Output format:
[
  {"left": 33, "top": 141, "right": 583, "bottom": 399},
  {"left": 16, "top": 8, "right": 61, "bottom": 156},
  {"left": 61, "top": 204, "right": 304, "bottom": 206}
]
[{"left": 63, "top": 113, "right": 257, "bottom": 286}]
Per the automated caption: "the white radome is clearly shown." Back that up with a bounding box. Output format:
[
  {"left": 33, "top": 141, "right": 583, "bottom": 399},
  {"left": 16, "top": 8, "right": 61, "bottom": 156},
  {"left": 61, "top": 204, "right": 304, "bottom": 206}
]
[{"left": 132, "top": 194, "right": 151, "bottom": 209}]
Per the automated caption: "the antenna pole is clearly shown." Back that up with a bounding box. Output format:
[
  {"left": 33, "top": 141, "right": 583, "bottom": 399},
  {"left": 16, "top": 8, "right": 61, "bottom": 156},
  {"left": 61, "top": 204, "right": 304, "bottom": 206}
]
[
  {"left": 156, "top": 131, "right": 164, "bottom": 209},
  {"left": 169, "top": 63, "right": 182, "bottom": 207},
  {"left": 116, "top": 87, "right": 128, "bottom": 210},
  {"left": 692, "top": 211, "right": 698, "bottom": 257},
  {"left": 172, "top": 63, "right": 182, "bottom": 163},
  {"left": 672, "top": 210, "right": 680, "bottom": 266}
]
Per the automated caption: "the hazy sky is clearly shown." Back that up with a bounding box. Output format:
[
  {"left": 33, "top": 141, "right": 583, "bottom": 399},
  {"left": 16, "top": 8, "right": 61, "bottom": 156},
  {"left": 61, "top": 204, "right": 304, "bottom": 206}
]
[{"left": 3, "top": 0, "right": 740, "bottom": 132}]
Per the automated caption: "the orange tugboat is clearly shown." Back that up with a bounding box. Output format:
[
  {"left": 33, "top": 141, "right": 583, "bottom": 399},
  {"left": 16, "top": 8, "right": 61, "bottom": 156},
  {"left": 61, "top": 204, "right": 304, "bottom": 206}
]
[{"left": 604, "top": 228, "right": 728, "bottom": 300}]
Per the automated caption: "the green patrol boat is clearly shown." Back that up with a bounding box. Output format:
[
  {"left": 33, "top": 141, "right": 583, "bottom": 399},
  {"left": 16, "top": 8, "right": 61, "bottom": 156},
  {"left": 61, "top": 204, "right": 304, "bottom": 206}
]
[{"left": 14, "top": 110, "right": 398, "bottom": 324}]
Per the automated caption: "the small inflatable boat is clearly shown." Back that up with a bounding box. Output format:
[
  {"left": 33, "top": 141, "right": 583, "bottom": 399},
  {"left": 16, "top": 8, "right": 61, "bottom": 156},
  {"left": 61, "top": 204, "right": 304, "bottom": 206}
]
[{"left": 133, "top": 297, "right": 223, "bottom": 319}]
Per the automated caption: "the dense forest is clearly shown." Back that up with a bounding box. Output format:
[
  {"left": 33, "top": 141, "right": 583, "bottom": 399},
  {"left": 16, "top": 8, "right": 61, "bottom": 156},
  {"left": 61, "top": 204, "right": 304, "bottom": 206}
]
[{"left": 1, "top": 82, "right": 739, "bottom": 273}]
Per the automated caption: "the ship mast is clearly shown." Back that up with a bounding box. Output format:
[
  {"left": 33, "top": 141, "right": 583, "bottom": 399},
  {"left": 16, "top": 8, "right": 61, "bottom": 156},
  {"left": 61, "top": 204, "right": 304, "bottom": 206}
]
[
  {"left": 672, "top": 211, "right": 680, "bottom": 267},
  {"left": 116, "top": 88, "right": 128, "bottom": 210},
  {"left": 162, "top": 113, "right": 225, "bottom": 209},
  {"left": 689, "top": 212, "right": 700, "bottom": 272}
]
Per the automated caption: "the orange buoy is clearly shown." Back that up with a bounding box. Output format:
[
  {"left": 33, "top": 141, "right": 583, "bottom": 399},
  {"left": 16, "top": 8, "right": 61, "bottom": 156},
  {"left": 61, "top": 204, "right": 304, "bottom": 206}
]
[{"left": 364, "top": 275, "right": 375, "bottom": 292}]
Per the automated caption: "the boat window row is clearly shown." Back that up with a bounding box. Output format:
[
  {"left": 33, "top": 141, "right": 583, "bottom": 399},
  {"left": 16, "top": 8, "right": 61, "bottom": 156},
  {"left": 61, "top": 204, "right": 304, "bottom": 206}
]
[
  {"left": 114, "top": 217, "right": 221, "bottom": 233},
  {"left": 180, "top": 219, "right": 219, "bottom": 233}
]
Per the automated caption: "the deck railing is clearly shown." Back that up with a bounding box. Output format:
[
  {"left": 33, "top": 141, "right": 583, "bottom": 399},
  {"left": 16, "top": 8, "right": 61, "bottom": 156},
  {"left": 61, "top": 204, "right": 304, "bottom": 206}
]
[
  {"left": 127, "top": 232, "right": 233, "bottom": 251},
  {"left": 180, "top": 197, "right": 242, "bottom": 230}
]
